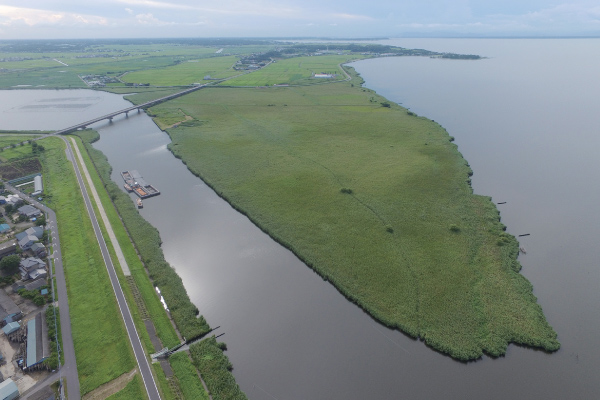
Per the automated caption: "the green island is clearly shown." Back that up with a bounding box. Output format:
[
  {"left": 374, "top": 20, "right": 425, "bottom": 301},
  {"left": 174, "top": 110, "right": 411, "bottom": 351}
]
[{"left": 0, "top": 38, "right": 557, "bottom": 399}]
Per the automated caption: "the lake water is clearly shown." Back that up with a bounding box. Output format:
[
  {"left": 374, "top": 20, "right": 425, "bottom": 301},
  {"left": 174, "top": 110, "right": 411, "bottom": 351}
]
[{"left": 0, "top": 38, "right": 598, "bottom": 399}]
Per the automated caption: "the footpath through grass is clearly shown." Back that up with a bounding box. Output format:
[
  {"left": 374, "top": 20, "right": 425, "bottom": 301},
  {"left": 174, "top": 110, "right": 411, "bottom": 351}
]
[{"left": 146, "top": 67, "right": 559, "bottom": 360}]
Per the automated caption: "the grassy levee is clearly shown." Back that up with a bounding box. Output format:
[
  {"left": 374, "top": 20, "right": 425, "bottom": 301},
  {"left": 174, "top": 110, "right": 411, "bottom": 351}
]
[
  {"left": 75, "top": 130, "right": 210, "bottom": 341},
  {"left": 190, "top": 338, "right": 248, "bottom": 400},
  {"left": 145, "top": 67, "right": 559, "bottom": 360},
  {"left": 105, "top": 375, "right": 146, "bottom": 400},
  {"left": 38, "top": 137, "right": 136, "bottom": 394},
  {"left": 70, "top": 133, "right": 178, "bottom": 349}
]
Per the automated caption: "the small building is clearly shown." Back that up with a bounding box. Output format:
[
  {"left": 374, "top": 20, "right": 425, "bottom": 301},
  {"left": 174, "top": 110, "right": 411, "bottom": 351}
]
[
  {"left": 24, "top": 278, "right": 46, "bottom": 292},
  {"left": 0, "top": 378, "right": 19, "bottom": 400},
  {"left": 0, "top": 196, "right": 5, "bottom": 205},
  {"left": 17, "top": 205, "right": 42, "bottom": 219},
  {"left": 30, "top": 242, "right": 47, "bottom": 258},
  {"left": 2, "top": 321, "right": 19, "bottom": 335},
  {"left": 16, "top": 226, "right": 44, "bottom": 242},
  {"left": 0, "top": 240, "right": 16, "bottom": 259},
  {"left": 19, "top": 257, "right": 46, "bottom": 281},
  {"left": 0, "top": 291, "right": 21, "bottom": 327},
  {"left": 0, "top": 224, "right": 10, "bottom": 234},
  {"left": 5, "top": 195, "right": 22, "bottom": 207},
  {"left": 32, "top": 175, "right": 43, "bottom": 196},
  {"left": 17, "top": 234, "right": 38, "bottom": 251}
]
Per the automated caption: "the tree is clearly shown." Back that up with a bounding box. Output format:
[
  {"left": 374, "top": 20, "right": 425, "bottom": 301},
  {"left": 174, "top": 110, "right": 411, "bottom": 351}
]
[{"left": 0, "top": 254, "right": 20, "bottom": 275}]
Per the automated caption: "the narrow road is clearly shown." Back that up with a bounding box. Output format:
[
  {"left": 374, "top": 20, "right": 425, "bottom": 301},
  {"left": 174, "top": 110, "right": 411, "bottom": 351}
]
[
  {"left": 60, "top": 137, "right": 160, "bottom": 400},
  {"left": 4, "top": 184, "right": 81, "bottom": 399}
]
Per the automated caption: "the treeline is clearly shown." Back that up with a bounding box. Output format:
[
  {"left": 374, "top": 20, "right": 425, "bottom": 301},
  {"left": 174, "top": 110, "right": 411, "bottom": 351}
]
[{"left": 280, "top": 43, "right": 480, "bottom": 58}]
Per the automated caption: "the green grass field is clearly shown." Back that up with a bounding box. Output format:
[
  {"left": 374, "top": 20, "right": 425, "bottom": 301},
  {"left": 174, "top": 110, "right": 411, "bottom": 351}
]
[
  {"left": 222, "top": 55, "right": 362, "bottom": 86},
  {"left": 122, "top": 55, "right": 240, "bottom": 86},
  {"left": 147, "top": 68, "right": 559, "bottom": 360}
]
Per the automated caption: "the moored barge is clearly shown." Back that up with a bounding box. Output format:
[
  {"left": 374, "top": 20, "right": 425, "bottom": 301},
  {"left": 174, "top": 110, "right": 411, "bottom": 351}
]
[{"left": 121, "top": 170, "right": 161, "bottom": 199}]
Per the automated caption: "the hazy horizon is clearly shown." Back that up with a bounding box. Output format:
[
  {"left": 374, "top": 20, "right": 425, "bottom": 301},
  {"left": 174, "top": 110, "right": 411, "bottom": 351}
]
[{"left": 1, "top": 1, "right": 598, "bottom": 40}]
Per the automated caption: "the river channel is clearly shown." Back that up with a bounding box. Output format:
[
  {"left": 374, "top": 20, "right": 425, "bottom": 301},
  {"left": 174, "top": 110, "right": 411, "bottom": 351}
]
[{"left": 0, "top": 38, "right": 598, "bottom": 399}]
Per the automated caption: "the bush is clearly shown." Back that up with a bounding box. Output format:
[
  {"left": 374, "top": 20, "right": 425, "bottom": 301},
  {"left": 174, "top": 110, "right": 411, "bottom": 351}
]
[
  {"left": 449, "top": 224, "right": 460, "bottom": 233},
  {"left": 0, "top": 254, "right": 20, "bottom": 274}
]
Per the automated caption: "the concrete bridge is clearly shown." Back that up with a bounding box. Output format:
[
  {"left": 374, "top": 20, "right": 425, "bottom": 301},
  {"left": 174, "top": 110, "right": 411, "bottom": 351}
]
[{"left": 52, "top": 83, "right": 208, "bottom": 135}]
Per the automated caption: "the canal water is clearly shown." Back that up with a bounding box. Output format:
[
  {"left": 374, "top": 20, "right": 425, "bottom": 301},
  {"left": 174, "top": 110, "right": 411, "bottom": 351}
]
[{"left": 0, "top": 38, "right": 598, "bottom": 399}]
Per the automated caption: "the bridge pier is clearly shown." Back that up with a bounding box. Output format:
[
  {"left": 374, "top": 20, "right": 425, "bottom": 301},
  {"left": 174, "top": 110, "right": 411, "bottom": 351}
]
[{"left": 108, "top": 117, "right": 113, "bottom": 122}]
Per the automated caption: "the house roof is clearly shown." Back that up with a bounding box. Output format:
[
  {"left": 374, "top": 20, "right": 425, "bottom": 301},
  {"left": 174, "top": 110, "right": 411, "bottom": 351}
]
[
  {"left": 26, "top": 312, "right": 49, "bottom": 368},
  {"left": 18, "top": 235, "right": 38, "bottom": 248},
  {"left": 15, "top": 232, "right": 27, "bottom": 242},
  {"left": 31, "top": 242, "right": 46, "bottom": 252},
  {"left": 0, "top": 378, "right": 19, "bottom": 399},
  {"left": 18, "top": 205, "right": 41, "bottom": 218},
  {"left": 0, "top": 224, "right": 10, "bottom": 233},
  {"left": 0, "top": 240, "right": 16, "bottom": 253},
  {"left": 20, "top": 257, "right": 45, "bottom": 271},
  {"left": 0, "top": 290, "right": 21, "bottom": 321},
  {"left": 2, "top": 321, "right": 20, "bottom": 335},
  {"left": 27, "top": 270, "right": 47, "bottom": 283},
  {"left": 25, "top": 226, "right": 44, "bottom": 239},
  {"left": 26, "top": 318, "right": 37, "bottom": 367}
]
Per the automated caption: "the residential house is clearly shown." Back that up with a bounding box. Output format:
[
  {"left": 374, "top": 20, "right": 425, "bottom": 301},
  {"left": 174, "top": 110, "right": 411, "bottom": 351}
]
[
  {"left": 16, "top": 226, "right": 44, "bottom": 241},
  {"left": 16, "top": 227, "right": 43, "bottom": 251},
  {"left": 0, "top": 240, "right": 16, "bottom": 259},
  {"left": 24, "top": 278, "right": 46, "bottom": 292},
  {"left": 30, "top": 242, "right": 47, "bottom": 258},
  {"left": 17, "top": 205, "right": 41, "bottom": 219},
  {"left": 5, "top": 195, "right": 22, "bottom": 207},
  {"left": 0, "top": 224, "right": 10, "bottom": 234},
  {"left": 0, "top": 290, "right": 22, "bottom": 327},
  {"left": 17, "top": 234, "right": 38, "bottom": 251},
  {"left": 19, "top": 257, "right": 46, "bottom": 281}
]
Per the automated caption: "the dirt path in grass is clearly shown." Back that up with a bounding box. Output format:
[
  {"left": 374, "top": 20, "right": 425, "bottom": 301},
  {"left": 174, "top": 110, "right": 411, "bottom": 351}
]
[{"left": 82, "top": 368, "right": 138, "bottom": 400}]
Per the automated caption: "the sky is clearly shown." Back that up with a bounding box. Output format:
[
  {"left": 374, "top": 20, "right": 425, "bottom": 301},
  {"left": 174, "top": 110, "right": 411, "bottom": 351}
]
[{"left": 0, "top": 0, "right": 599, "bottom": 39}]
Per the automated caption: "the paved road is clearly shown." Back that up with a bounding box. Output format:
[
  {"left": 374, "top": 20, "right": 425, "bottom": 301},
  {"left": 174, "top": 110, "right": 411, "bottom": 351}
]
[
  {"left": 60, "top": 137, "right": 160, "bottom": 400},
  {"left": 5, "top": 183, "right": 80, "bottom": 400}
]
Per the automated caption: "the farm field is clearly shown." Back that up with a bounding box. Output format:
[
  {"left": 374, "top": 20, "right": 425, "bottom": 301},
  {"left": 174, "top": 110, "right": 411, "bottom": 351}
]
[
  {"left": 223, "top": 55, "right": 363, "bottom": 86},
  {"left": 145, "top": 68, "right": 559, "bottom": 360},
  {"left": 122, "top": 55, "right": 240, "bottom": 86}
]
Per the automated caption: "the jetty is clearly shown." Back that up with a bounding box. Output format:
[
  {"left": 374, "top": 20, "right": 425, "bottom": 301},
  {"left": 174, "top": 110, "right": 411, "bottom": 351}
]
[{"left": 121, "top": 170, "right": 160, "bottom": 199}]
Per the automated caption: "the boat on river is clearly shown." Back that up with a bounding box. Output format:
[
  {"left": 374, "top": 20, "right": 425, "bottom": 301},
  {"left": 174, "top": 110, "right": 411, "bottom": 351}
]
[{"left": 137, "top": 198, "right": 143, "bottom": 208}]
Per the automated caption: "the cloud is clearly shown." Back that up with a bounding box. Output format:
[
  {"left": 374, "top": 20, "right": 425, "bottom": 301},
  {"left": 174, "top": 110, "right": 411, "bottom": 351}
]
[
  {"left": 125, "top": 8, "right": 134, "bottom": 14},
  {"left": 331, "top": 13, "right": 373, "bottom": 21},
  {"left": 0, "top": 5, "right": 107, "bottom": 27}
]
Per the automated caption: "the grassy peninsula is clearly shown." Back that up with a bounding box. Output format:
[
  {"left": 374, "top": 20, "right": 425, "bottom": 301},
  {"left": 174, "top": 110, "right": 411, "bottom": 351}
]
[{"left": 142, "top": 67, "right": 559, "bottom": 360}]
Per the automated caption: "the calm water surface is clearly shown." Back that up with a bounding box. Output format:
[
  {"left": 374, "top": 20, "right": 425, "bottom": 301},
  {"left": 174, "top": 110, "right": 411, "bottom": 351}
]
[{"left": 0, "top": 38, "right": 598, "bottom": 399}]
